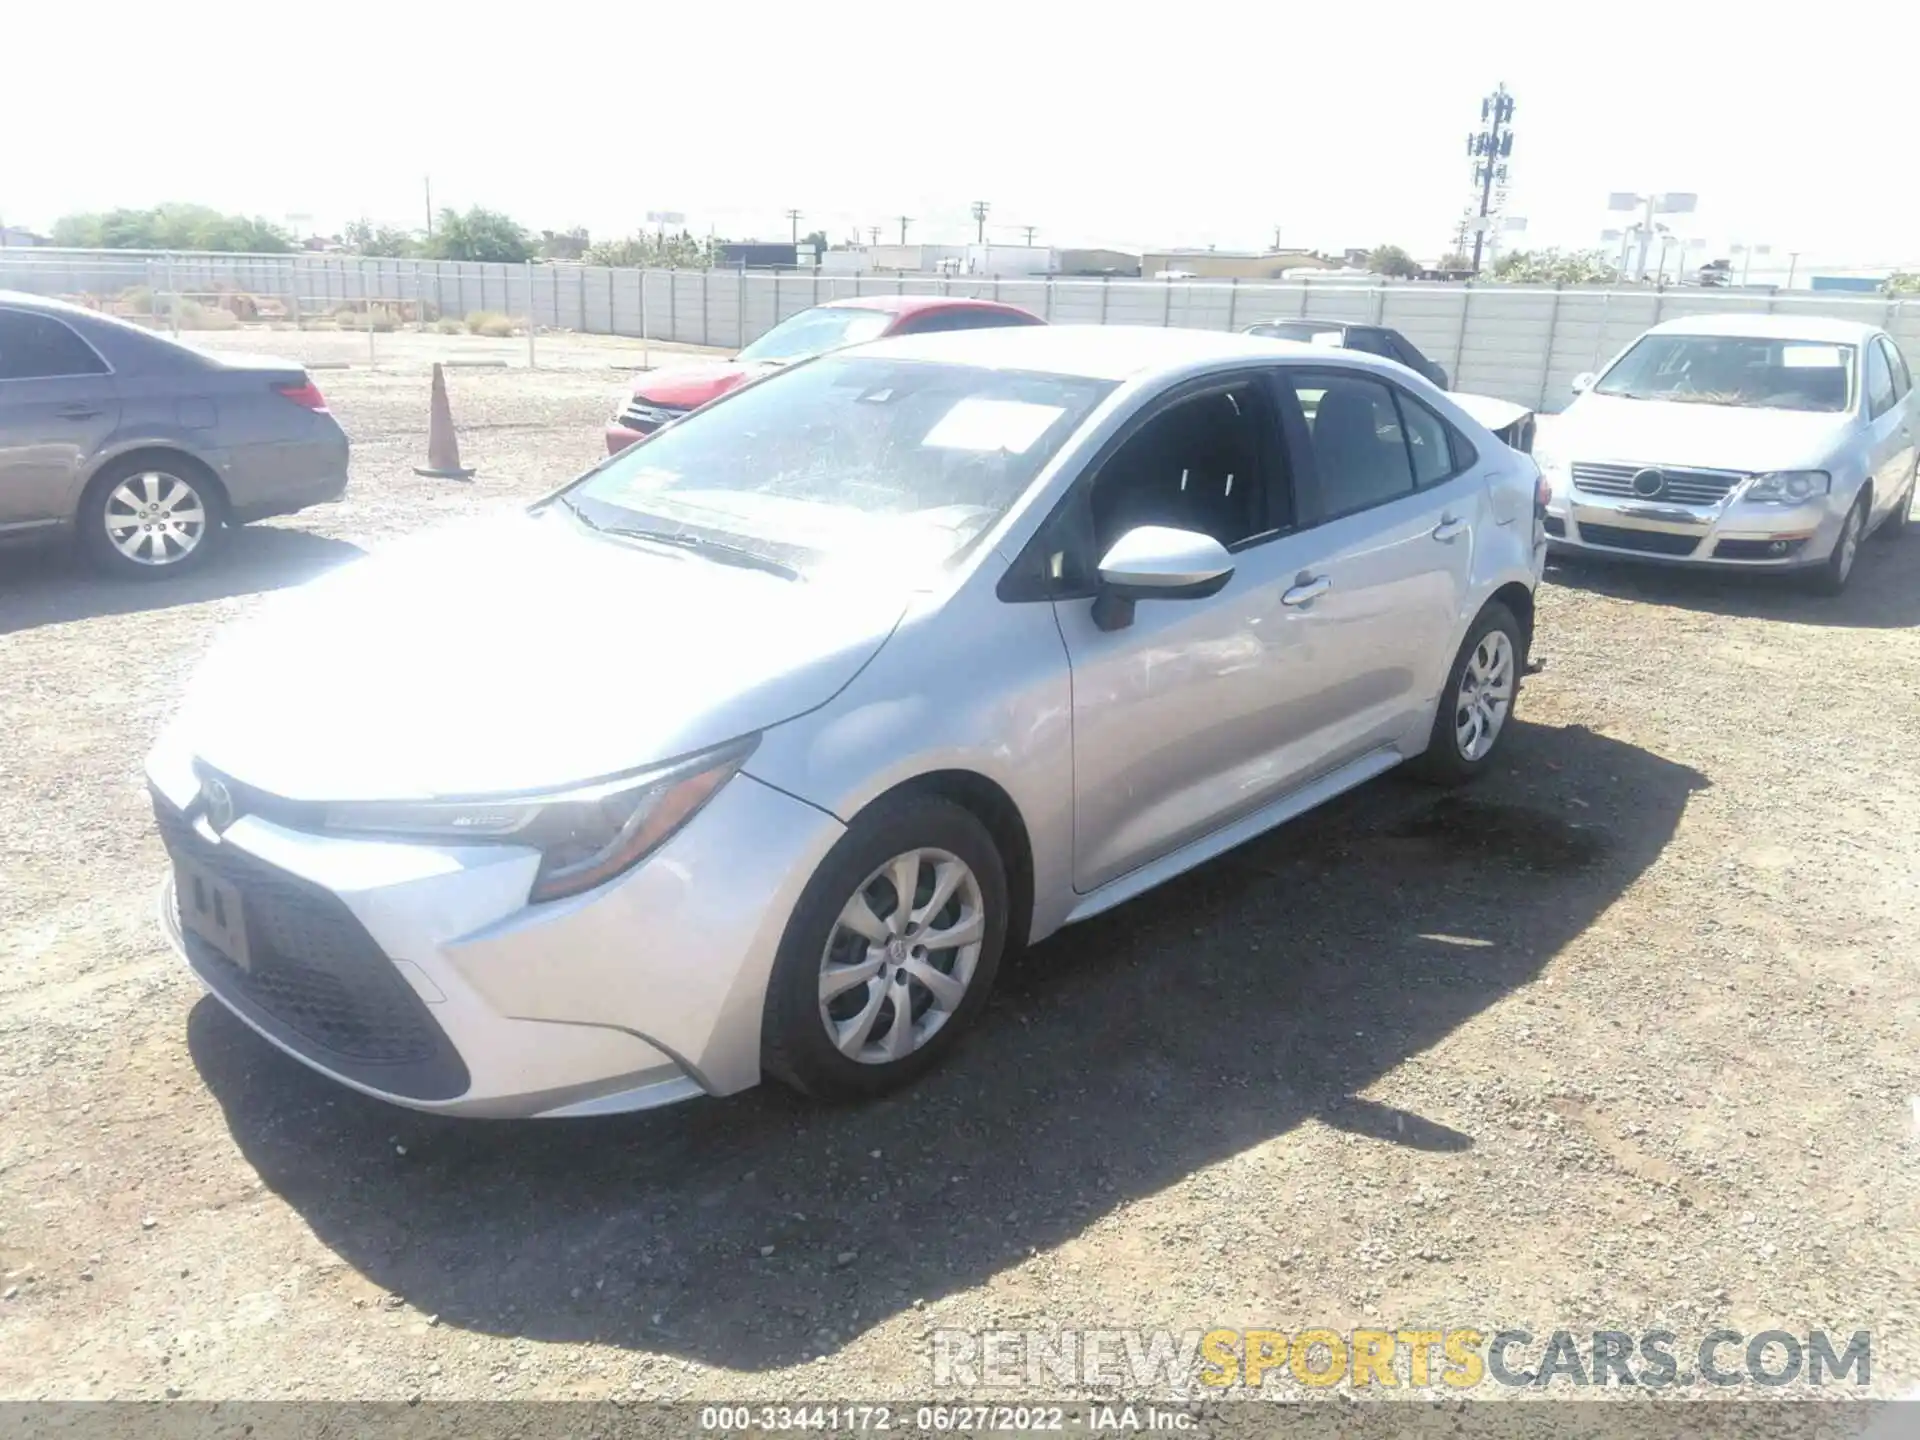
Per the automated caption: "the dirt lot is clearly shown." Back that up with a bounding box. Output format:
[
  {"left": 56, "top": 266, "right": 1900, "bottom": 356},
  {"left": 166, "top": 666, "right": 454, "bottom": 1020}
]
[{"left": 1, "top": 336, "right": 1916, "bottom": 1405}]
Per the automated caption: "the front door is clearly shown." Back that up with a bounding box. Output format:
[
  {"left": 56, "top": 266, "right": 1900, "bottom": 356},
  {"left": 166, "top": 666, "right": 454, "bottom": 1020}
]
[{"left": 1867, "top": 337, "right": 1917, "bottom": 524}]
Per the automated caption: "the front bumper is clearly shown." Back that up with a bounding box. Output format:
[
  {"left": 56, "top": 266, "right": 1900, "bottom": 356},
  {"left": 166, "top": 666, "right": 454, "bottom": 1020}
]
[
  {"left": 149, "top": 761, "right": 844, "bottom": 1118},
  {"left": 1544, "top": 485, "right": 1843, "bottom": 569}
]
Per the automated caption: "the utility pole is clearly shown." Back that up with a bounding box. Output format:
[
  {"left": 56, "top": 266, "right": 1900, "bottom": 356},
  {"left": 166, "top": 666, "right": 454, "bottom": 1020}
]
[
  {"left": 896, "top": 216, "right": 913, "bottom": 245},
  {"left": 785, "top": 209, "right": 802, "bottom": 245},
  {"left": 1465, "top": 83, "right": 1516, "bottom": 275},
  {"left": 868, "top": 226, "right": 881, "bottom": 247},
  {"left": 970, "top": 200, "right": 990, "bottom": 244},
  {"left": 1019, "top": 225, "right": 1038, "bottom": 246},
  {"left": 424, "top": 176, "right": 434, "bottom": 237}
]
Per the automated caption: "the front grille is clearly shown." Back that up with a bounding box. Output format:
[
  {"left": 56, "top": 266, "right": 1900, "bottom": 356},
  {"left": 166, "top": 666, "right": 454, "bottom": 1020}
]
[
  {"left": 1574, "top": 522, "right": 1703, "bottom": 557},
  {"left": 1714, "top": 537, "right": 1808, "bottom": 560},
  {"left": 154, "top": 794, "right": 469, "bottom": 1101},
  {"left": 1572, "top": 461, "right": 1746, "bottom": 506},
  {"left": 617, "top": 401, "right": 686, "bottom": 433}
]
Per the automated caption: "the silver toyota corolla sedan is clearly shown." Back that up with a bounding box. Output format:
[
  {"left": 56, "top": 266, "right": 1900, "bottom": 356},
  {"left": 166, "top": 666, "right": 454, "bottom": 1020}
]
[
  {"left": 1538, "top": 314, "right": 1917, "bottom": 593},
  {"left": 146, "top": 325, "right": 1546, "bottom": 1118}
]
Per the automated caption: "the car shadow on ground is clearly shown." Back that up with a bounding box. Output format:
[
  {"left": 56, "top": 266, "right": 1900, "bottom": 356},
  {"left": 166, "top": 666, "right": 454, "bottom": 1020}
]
[
  {"left": 189, "top": 718, "right": 1705, "bottom": 1371},
  {"left": 1546, "top": 529, "right": 1920, "bottom": 628},
  {"left": 0, "top": 525, "right": 363, "bottom": 635}
]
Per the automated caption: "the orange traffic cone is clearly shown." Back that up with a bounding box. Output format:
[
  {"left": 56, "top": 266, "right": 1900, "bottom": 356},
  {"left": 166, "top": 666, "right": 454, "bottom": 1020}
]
[{"left": 413, "top": 363, "right": 475, "bottom": 479}]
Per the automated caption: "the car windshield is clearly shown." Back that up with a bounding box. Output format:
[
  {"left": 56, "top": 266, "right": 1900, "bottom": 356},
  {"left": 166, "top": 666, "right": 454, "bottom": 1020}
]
[
  {"left": 736, "top": 306, "right": 893, "bottom": 363},
  {"left": 564, "top": 355, "right": 1114, "bottom": 580},
  {"left": 1594, "top": 334, "right": 1855, "bottom": 412}
]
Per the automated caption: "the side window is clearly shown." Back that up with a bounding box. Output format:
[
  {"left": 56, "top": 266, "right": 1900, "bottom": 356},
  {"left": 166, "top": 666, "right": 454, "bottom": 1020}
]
[
  {"left": 1865, "top": 341, "right": 1897, "bottom": 420},
  {"left": 0, "top": 310, "right": 110, "bottom": 381},
  {"left": 1345, "top": 328, "right": 1394, "bottom": 358},
  {"left": 1878, "top": 337, "right": 1911, "bottom": 399},
  {"left": 1088, "top": 382, "right": 1281, "bottom": 557},
  {"left": 1395, "top": 392, "right": 1459, "bottom": 486},
  {"left": 1290, "top": 371, "right": 1415, "bottom": 516},
  {"left": 901, "top": 308, "right": 1038, "bottom": 335},
  {"left": 1386, "top": 334, "right": 1426, "bottom": 370}
]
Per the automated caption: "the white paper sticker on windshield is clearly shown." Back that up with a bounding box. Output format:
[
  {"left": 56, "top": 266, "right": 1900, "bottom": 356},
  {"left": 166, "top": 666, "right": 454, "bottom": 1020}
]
[
  {"left": 1781, "top": 344, "right": 1847, "bottom": 369},
  {"left": 1308, "top": 331, "right": 1346, "bottom": 347},
  {"left": 922, "top": 399, "right": 1065, "bottom": 454}
]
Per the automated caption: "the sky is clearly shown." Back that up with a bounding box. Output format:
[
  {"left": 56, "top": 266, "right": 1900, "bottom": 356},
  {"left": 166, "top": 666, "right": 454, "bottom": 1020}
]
[{"left": 8, "top": 1, "right": 1919, "bottom": 282}]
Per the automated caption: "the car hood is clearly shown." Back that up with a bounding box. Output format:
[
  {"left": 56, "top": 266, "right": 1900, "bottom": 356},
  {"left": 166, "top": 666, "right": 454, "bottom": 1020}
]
[
  {"left": 631, "top": 361, "right": 773, "bottom": 409},
  {"left": 1547, "top": 393, "right": 1852, "bottom": 471},
  {"left": 169, "top": 509, "right": 907, "bottom": 802}
]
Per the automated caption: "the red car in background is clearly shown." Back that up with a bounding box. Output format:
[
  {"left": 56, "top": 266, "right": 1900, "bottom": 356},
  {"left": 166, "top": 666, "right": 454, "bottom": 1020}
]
[{"left": 604, "top": 294, "right": 1044, "bottom": 453}]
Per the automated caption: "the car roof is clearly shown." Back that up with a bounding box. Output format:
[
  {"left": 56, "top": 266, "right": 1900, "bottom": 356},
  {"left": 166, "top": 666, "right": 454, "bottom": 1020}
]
[
  {"left": 819, "top": 294, "right": 1039, "bottom": 319},
  {"left": 1644, "top": 313, "right": 1882, "bottom": 344},
  {"left": 853, "top": 323, "right": 1317, "bottom": 380}
]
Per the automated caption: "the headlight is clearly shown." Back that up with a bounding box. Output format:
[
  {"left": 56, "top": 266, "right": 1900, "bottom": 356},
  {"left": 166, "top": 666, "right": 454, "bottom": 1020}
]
[
  {"left": 321, "top": 736, "right": 757, "bottom": 902},
  {"left": 1743, "top": 470, "right": 1831, "bottom": 504}
]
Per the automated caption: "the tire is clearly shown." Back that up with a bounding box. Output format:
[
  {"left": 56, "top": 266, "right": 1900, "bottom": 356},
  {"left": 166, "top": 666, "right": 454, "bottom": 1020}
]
[
  {"left": 1873, "top": 469, "right": 1915, "bottom": 542},
  {"left": 1411, "top": 600, "right": 1524, "bottom": 787},
  {"left": 1806, "top": 491, "right": 1869, "bottom": 596},
  {"left": 78, "top": 454, "right": 226, "bottom": 579},
  {"left": 762, "top": 794, "right": 1009, "bottom": 1101}
]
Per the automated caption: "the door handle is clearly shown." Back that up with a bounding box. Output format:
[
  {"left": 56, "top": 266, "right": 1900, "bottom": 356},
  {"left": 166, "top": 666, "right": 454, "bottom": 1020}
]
[
  {"left": 1431, "top": 516, "right": 1468, "bottom": 541},
  {"left": 55, "top": 406, "right": 102, "bottom": 420},
  {"left": 1280, "top": 576, "right": 1332, "bottom": 606}
]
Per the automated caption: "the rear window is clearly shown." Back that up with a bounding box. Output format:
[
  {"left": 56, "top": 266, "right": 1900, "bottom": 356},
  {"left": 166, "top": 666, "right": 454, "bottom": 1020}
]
[{"left": 0, "top": 308, "right": 109, "bottom": 380}]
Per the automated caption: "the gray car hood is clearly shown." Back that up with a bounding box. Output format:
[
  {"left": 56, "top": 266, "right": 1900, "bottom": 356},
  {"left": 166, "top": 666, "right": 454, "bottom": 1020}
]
[{"left": 173, "top": 508, "right": 906, "bottom": 802}]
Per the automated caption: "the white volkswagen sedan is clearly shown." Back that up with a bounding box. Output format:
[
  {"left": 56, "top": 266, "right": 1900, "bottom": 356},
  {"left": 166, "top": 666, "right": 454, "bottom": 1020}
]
[
  {"left": 147, "top": 326, "right": 1545, "bottom": 1118},
  {"left": 1538, "top": 315, "right": 1917, "bottom": 593}
]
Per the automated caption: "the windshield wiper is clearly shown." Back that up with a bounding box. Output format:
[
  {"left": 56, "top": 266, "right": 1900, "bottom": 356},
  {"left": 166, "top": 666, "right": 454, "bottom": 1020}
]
[{"left": 605, "top": 524, "right": 801, "bottom": 581}]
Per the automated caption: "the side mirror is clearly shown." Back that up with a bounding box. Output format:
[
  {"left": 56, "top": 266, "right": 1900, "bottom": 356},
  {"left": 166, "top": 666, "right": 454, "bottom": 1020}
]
[
  {"left": 1570, "top": 371, "right": 1596, "bottom": 395},
  {"left": 1091, "top": 525, "right": 1235, "bottom": 631}
]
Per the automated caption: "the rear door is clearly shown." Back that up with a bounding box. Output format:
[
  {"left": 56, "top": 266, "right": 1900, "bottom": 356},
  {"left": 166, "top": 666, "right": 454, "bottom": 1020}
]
[
  {"left": 1277, "top": 366, "right": 1482, "bottom": 760},
  {"left": 0, "top": 307, "right": 120, "bottom": 534}
]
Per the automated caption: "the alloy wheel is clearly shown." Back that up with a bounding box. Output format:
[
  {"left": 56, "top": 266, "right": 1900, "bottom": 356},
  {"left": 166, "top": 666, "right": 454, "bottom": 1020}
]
[
  {"left": 104, "top": 471, "right": 209, "bottom": 566},
  {"left": 817, "top": 848, "right": 986, "bottom": 1066},
  {"left": 1455, "top": 630, "right": 1515, "bottom": 762}
]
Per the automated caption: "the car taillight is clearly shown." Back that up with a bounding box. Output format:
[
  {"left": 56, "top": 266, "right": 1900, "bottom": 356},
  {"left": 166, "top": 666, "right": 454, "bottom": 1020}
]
[{"left": 274, "top": 379, "right": 329, "bottom": 412}]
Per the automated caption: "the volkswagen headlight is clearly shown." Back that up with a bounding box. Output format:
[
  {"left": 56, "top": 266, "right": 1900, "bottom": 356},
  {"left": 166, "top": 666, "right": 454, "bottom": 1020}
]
[
  {"left": 1743, "top": 470, "right": 1831, "bottom": 504},
  {"left": 322, "top": 736, "right": 757, "bottom": 902}
]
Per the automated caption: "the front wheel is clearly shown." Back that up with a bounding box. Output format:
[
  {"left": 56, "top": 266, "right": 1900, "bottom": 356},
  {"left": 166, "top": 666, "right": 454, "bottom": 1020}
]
[
  {"left": 1806, "top": 492, "right": 1868, "bottom": 596},
  {"left": 1873, "top": 469, "right": 1915, "bottom": 542},
  {"left": 762, "top": 795, "right": 1008, "bottom": 1101},
  {"left": 1412, "top": 601, "right": 1524, "bottom": 786}
]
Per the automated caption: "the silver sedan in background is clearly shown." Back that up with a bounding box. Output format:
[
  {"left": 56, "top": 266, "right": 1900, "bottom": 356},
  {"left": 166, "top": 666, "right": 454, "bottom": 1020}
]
[
  {"left": 1538, "top": 314, "right": 1917, "bottom": 593},
  {"left": 147, "top": 326, "right": 1545, "bottom": 1118},
  {"left": 0, "top": 291, "right": 348, "bottom": 577}
]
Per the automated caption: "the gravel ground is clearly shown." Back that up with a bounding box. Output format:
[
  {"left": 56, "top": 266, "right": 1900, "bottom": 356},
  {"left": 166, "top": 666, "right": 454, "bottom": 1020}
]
[{"left": 1, "top": 343, "right": 1916, "bottom": 1407}]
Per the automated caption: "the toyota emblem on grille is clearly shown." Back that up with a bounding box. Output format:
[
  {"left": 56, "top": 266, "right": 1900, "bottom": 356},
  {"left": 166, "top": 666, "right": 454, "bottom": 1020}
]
[
  {"left": 202, "top": 777, "right": 237, "bottom": 835},
  {"left": 1631, "top": 468, "right": 1666, "bottom": 498}
]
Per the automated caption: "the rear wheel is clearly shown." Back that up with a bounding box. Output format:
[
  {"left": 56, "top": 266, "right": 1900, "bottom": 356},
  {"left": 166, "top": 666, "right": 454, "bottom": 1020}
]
[
  {"left": 79, "top": 455, "right": 226, "bottom": 579},
  {"left": 762, "top": 795, "right": 1008, "bottom": 1101},
  {"left": 1412, "top": 601, "right": 1523, "bottom": 786}
]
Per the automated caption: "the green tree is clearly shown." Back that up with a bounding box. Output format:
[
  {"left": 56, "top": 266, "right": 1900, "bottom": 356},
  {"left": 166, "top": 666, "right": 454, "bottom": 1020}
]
[
  {"left": 424, "top": 206, "right": 533, "bottom": 263},
  {"left": 1365, "top": 244, "right": 1420, "bottom": 278},
  {"left": 1436, "top": 252, "right": 1474, "bottom": 271},
  {"left": 1489, "top": 247, "right": 1618, "bottom": 285},
  {"left": 343, "top": 218, "right": 420, "bottom": 257},
  {"left": 1886, "top": 272, "right": 1920, "bottom": 296},
  {"left": 50, "top": 203, "right": 293, "bottom": 252},
  {"left": 801, "top": 229, "right": 829, "bottom": 254},
  {"left": 583, "top": 229, "right": 722, "bottom": 269}
]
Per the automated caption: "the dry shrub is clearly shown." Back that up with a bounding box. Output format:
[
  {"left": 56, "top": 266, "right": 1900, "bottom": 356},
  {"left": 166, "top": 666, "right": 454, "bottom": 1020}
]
[{"left": 465, "top": 311, "right": 516, "bottom": 338}]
